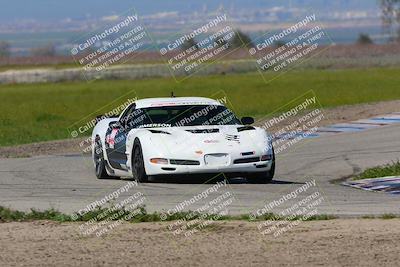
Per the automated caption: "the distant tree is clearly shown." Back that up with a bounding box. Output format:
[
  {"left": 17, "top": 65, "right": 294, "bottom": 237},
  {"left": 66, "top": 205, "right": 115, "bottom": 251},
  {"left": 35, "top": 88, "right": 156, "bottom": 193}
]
[
  {"left": 230, "top": 30, "right": 254, "bottom": 48},
  {"left": 180, "top": 37, "right": 198, "bottom": 52},
  {"left": 30, "top": 43, "right": 56, "bottom": 57},
  {"left": 379, "top": 0, "right": 400, "bottom": 41},
  {"left": 0, "top": 41, "right": 10, "bottom": 57},
  {"left": 357, "top": 33, "right": 374, "bottom": 45}
]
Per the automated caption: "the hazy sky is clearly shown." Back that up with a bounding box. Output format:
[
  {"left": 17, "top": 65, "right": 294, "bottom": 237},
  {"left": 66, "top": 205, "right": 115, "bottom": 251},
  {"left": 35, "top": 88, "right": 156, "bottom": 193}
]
[{"left": 0, "top": 0, "right": 378, "bottom": 22}]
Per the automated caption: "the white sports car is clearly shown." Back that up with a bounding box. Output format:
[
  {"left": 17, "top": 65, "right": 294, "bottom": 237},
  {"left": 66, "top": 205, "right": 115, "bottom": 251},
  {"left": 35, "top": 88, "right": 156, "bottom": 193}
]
[{"left": 92, "top": 97, "right": 275, "bottom": 183}]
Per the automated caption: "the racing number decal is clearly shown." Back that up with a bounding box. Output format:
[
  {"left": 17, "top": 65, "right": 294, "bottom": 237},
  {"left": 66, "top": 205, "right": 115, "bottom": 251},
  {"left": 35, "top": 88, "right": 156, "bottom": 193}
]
[{"left": 106, "top": 128, "right": 119, "bottom": 149}]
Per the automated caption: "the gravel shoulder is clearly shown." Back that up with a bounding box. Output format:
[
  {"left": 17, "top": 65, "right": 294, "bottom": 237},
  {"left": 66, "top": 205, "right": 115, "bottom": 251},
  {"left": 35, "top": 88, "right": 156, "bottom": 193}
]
[
  {"left": 1, "top": 219, "right": 399, "bottom": 266},
  {"left": 1, "top": 99, "right": 400, "bottom": 159}
]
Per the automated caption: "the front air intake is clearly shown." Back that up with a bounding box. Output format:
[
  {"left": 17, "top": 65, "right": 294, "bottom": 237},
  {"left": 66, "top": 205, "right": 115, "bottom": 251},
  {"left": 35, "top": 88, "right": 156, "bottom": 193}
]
[
  {"left": 233, "top": 157, "right": 260, "bottom": 164},
  {"left": 170, "top": 159, "right": 201, "bottom": 165}
]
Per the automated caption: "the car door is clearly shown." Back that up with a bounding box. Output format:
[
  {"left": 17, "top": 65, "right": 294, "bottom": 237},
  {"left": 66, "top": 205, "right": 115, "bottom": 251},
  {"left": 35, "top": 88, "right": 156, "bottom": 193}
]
[{"left": 105, "top": 104, "right": 136, "bottom": 171}]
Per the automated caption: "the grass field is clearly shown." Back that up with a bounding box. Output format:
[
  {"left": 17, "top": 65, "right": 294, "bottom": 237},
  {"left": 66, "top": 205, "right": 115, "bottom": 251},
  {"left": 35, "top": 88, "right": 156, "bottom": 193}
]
[{"left": 1, "top": 67, "right": 400, "bottom": 146}]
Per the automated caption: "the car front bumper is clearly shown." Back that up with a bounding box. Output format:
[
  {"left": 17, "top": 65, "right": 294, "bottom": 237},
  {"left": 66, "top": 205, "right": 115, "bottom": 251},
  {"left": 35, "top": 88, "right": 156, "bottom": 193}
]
[{"left": 145, "top": 159, "right": 273, "bottom": 176}]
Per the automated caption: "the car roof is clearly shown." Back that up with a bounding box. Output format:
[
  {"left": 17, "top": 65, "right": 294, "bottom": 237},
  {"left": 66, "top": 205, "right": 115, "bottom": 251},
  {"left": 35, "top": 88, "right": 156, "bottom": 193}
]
[{"left": 135, "top": 97, "right": 224, "bottom": 109}]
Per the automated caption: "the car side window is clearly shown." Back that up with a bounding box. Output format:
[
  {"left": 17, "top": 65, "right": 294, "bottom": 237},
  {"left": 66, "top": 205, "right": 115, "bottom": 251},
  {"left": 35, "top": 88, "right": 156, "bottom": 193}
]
[
  {"left": 119, "top": 104, "right": 136, "bottom": 130},
  {"left": 125, "top": 108, "right": 146, "bottom": 130}
]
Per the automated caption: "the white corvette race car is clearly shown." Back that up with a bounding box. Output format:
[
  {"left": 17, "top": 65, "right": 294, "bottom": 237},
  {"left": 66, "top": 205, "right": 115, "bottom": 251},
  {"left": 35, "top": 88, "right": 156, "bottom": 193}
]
[{"left": 92, "top": 97, "right": 275, "bottom": 183}]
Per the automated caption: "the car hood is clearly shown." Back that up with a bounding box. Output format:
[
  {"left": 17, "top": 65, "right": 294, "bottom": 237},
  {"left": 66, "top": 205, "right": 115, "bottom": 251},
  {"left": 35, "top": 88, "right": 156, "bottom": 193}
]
[{"left": 137, "top": 125, "right": 270, "bottom": 157}]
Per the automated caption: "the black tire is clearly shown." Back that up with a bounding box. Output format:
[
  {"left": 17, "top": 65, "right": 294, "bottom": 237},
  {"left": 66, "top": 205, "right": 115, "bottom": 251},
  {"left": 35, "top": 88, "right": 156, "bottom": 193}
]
[
  {"left": 132, "top": 139, "right": 148, "bottom": 183},
  {"left": 247, "top": 149, "right": 275, "bottom": 184},
  {"left": 94, "top": 137, "right": 112, "bottom": 179}
]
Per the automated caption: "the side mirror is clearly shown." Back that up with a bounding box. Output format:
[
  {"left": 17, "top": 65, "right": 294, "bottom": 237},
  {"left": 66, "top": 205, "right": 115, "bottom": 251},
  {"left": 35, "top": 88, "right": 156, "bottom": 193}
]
[{"left": 241, "top": 116, "right": 254, "bottom": 125}]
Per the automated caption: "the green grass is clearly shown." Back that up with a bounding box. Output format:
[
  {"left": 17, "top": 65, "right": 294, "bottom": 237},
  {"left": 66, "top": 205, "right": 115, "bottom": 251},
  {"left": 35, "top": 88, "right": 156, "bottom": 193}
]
[
  {"left": 4, "top": 205, "right": 399, "bottom": 223},
  {"left": 380, "top": 214, "right": 398, "bottom": 219},
  {"left": 354, "top": 161, "right": 400, "bottom": 180},
  {"left": 1, "top": 67, "right": 400, "bottom": 146},
  {"left": 361, "top": 214, "right": 398, "bottom": 219},
  {"left": 0, "top": 205, "right": 336, "bottom": 223},
  {"left": 3, "top": 205, "right": 400, "bottom": 223},
  {"left": 0, "top": 206, "right": 72, "bottom": 222}
]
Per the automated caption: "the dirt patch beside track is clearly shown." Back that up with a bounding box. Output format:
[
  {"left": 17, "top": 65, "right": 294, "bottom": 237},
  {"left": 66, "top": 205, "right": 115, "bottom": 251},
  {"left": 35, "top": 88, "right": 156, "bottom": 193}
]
[
  {"left": 0, "top": 137, "right": 86, "bottom": 158},
  {"left": 1, "top": 219, "right": 399, "bottom": 266}
]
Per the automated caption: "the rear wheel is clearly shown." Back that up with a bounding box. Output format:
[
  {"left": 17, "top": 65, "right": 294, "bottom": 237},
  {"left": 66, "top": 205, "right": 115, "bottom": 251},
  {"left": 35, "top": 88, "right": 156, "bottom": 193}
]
[
  {"left": 94, "top": 137, "right": 112, "bottom": 179},
  {"left": 132, "top": 139, "right": 148, "bottom": 183}
]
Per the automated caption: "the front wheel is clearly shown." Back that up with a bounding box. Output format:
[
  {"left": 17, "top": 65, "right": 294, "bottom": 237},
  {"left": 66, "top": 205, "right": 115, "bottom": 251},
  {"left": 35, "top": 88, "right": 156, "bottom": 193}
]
[
  {"left": 132, "top": 139, "right": 148, "bottom": 183},
  {"left": 247, "top": 151, "right": 275, "bottom": 184}
]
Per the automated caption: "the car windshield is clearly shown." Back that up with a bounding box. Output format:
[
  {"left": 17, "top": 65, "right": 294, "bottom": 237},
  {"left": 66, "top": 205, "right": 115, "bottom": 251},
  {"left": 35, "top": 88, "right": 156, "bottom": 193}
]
[{"left": 123, "top": 105, "right": 241, "bottom": 128}]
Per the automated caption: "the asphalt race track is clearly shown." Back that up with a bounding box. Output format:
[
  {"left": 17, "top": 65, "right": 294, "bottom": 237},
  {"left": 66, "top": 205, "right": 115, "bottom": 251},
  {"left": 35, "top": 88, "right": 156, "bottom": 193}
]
[{"left": 1, "top": 124, "right": 399, "bottom": 217}]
